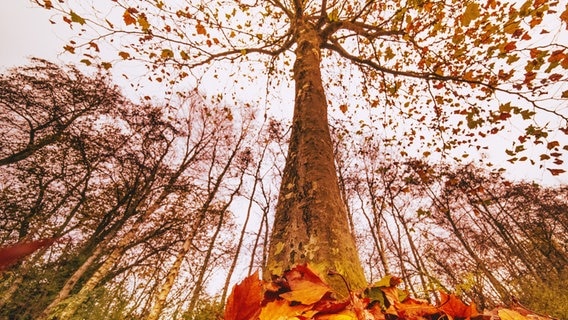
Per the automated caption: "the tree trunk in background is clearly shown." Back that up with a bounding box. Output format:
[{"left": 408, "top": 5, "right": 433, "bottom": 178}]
[
  {"left": 146, "top": 139, "right": 243, "bottom": 320},
  {"left": 221, "top": 143, "right": 267, "bottom": 304},
  {"left": 264, "top": 20, "right": 366, "bottom": 296},
  {"left": 38, "top": 244, "right": 105, "bottom": 319}
]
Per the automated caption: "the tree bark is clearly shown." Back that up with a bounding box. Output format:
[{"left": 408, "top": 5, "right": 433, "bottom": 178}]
[{"left": 264, "top": 20, "right": 366, "bottom": 296}]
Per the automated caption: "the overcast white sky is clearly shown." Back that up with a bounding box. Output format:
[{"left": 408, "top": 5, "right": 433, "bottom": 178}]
[{"left": 0, "top": 2, "right": 71, "bottom": 69}]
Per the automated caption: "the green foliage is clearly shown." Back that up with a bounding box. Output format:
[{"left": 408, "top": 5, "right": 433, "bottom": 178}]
[
  {"left": 72, "top": 286, "right": 133, "bottom": 320},
  {"left": 516, "top": 271, "right": 568, "bottom": 319},
  {"left": 182, "top": 298, "right": 224, "bottom": 320}
]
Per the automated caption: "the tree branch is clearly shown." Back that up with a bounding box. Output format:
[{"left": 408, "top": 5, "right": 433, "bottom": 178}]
[{"left": 323, "top": 39, "right": 568, "bottom": 122}]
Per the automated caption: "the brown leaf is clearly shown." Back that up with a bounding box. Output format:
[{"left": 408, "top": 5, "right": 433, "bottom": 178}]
[
  {"left": 224, "top": 271, "right": 263, "bottom": 320},
  {"left": 118, "top": 51, "right": 130, "bottom": 59},
  {"left": 547, "top": 168, "right": 566, "bottom": 176}
]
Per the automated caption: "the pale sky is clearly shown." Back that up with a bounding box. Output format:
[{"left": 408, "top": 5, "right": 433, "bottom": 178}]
[{"left": 0, "top": 2, "right": 72, "bottom": 69}]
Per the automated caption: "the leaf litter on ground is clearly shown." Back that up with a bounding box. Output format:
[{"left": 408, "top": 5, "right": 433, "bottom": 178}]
[{"left": 224, "top": 264, "right": 559, "bottom": 320}]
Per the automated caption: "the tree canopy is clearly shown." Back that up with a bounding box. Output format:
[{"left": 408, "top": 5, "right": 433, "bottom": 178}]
[{"left": 36, "top": 0, "right": 568, "bottom": 174}]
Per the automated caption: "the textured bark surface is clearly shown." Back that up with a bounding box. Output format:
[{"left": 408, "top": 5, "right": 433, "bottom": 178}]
[{"left": 265, "top": 20, "right": 366, "bottom": 295}]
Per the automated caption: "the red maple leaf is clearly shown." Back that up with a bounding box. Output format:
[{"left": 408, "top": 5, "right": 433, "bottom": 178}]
[{"left": 0, "top": 238, "right": 57, "bottom": 270}]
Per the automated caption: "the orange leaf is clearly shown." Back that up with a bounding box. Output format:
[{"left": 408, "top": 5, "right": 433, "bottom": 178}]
[
  {"left": 0, "top": 238, "right": 57, "bottom": 270},
  {"left": 396, "top": 297, "right": 440, "bottom": 318},
  {"left": 259, "top": 299, "right": 311, "bottom": 320},
  {"left": 280, "top": 264, "right": 331, "bottom": 305},
  {"left": 339, "top": 104, "right": 348, "bottom": 113},
  {"left": 438, "top": 291, "right": 478, "bottom": 319},
  {"left": 560, "top": 3, "right": 568, "bottom": 30},
  {"left": 316, "top": 310, "right": 360, "bottom": 319},
  {"left": 196, "top": 23, "right": 206, "bottom": 35},
  {"left": 123, "top": 10, "right": 136, "bottom": 25},
  {"left": 504, "top": 42, "right": 517, "bottom": 52},
  {"left": 312, "top": 292, "right": 350, "bottom": 314},
  {"left": 224, "top": 271, "right": 263, "bottom": 320}
]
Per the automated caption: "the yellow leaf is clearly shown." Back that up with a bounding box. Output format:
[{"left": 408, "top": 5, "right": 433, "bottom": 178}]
[
  {"left": 259, "top": 300, "right": 310, "bottom": 320},
  {"left": 461, "top": 2, "right": 480, "bottom": 27},
  {"left": 328, "top": 8, "right": 339, "bottom": 21},
  {"left": 316, "top": 311, "right": 358, "bottom": 320},
  {"left": 63, "top": 45, "right": 75, "bottom": 54},
  {"left": 161, "top": 49, "right": 174, "bottom": 59},
  {"left": 519, "top": 0, "right": 532, "bottom": 16},
  {"left": 498, "top": 309, "right": 528, "bottom": 320},
  {"left": 138, "top": 15, "right": 150, "bottom": 31},
  {"left": 504, "top": 21, "right": 520, "bottom": 34},
  {"left": 70, "top": 11, "right": 86, "bottom": 25},
  {"left": 385, "top": 47, "right": 395, "bottom": 60}
]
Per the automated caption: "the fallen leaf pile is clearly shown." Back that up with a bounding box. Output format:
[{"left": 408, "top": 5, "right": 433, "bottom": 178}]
[{"left": 224, "top": 264, "right": 557, "bottom": 320}]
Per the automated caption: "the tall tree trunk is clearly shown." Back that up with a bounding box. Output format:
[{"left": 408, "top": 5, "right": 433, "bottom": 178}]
[
  {"left": 264, "top": 20, "right": 366, "bottom": 295},
  {"left": 38, "top": 244, "right": 105, "bottom": 319}
]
